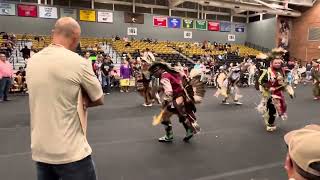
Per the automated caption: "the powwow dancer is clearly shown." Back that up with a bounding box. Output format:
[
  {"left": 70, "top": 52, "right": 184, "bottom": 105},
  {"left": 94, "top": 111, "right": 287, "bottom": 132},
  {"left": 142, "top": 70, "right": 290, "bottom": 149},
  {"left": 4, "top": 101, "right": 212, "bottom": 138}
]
[
  {"left": 149, "top": 63, "right": 205, "bottom": 143},
  {"left": 257, "top": 48, "right": 295, "bottom": 132},
  {"left": 214, "top": 66, "right": 243, "bottom": 105},
  {"left": 135, "top": 57, "right": 161, "bottom": 106}
]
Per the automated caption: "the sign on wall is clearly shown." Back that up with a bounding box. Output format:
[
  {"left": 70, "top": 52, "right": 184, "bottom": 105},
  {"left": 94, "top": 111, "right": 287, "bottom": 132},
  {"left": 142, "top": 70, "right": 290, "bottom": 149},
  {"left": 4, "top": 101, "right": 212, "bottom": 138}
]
[
  {"left": 153, "top": 16, "right": 167, "bottom": 27},
  {"left": 228, "top": 34, "right": 236, "bottom": 41},
  {"left": 182, "top": 19, "right": 194, "bottom": 29},
  {"left": 0, "top": 3, "right": 16, "bottom": 16},
  {"left": 97, "top": 11, "right": 113, "bottom": 23},
  {"left": 168, "top": 17, "right": 181, "bottom": 28},
  {"left": 60, "top": 8, "right": 77, "bottom": 19},
  {"left": 220, "top": 22, "right": 231, "bottom": 32},
  {"left": 79, "top": 10, "right": 96, "bottom": 22},
  {"left": 127, "top": 27, "right": 137, "bottom": 36},
  {"left": 39, "top": 6, "right": 57, "bottom": 19},
  {"left": 195, "top": 20, "right": 207, "bottom": 30},
  {"left": 208, "top": 21, "right": 220, "bottom": 31},
  {"left": 235, "top": 24, "right": 245, "bottom": 32},
  {"left": 17, "top": 4, "right": 37, "bottom": 17},
  {"left": 184, "top": 31, "right": 192, "bottom": 39}
]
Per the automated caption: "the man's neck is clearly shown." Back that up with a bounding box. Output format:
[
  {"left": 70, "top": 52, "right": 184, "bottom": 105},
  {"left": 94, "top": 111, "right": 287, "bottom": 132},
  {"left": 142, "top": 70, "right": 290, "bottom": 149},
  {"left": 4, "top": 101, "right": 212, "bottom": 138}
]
[{"left": 52, "top": 38, "right": 69, "bottom": 50}]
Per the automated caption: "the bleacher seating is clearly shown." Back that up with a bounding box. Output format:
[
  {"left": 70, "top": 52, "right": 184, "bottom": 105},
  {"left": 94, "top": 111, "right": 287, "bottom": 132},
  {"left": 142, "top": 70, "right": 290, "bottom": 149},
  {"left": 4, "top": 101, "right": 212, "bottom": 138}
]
[{"left": 172, "top": 42, "right": 262, "bottom": 58}]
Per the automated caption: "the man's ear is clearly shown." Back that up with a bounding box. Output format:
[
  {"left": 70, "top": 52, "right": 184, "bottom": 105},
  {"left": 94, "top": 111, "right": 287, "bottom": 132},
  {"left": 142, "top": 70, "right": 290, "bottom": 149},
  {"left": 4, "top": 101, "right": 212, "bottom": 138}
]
[{"left": 285, "top": 154, "right": 295, "bottom": 179}]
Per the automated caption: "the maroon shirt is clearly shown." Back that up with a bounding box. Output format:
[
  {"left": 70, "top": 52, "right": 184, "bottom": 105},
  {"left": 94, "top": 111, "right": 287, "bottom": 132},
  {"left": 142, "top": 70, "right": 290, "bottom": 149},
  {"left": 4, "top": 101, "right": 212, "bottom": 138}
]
[{"left": 161, "top": 72, "right": 184, "bottom": 95}]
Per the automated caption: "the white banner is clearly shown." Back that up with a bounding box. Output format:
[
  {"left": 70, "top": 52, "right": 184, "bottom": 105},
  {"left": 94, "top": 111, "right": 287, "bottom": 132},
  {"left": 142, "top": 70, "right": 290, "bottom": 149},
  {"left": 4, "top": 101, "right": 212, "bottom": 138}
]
[
  {"left": 127, "top": 27, "right": 137, "bottom": 36},
  {"left": 39, "top": 6, "right": 58, "bottom": 19},
  {"left": 97, "top": 11, "right": 113, "bottom": 23},
  {"left": 184, "top": 31, "right": 192, "bottom": 39},
  {"left": 60, "top": 8, "right": 77, "bottom": 20},
  {"left": 228, "top": 34, "right": 236, "bottom": 41},
  {"left": 0, "top": 3, "right": 16, "bottom": 16}
]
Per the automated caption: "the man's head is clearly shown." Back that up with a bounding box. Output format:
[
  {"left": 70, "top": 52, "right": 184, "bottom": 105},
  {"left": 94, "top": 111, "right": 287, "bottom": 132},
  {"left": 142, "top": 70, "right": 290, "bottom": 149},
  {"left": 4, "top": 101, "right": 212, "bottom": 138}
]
[
  {"left": 149, "top": 63, "right": 168, "bottom": 78},
  {"left": 52, "top": 17, "right": 81, "bottom": 51},
  {"left": 0, "top": 52, "right": 6, "bottom": 62},
  {"left": 284, "top": 125, "right": 320, "bottom": 180},
  {"left": 271, "top": 58, "right": 283, "bottom": 70},
  {"left": 84, "top": 52, "right": 90, "bottom": 59}
]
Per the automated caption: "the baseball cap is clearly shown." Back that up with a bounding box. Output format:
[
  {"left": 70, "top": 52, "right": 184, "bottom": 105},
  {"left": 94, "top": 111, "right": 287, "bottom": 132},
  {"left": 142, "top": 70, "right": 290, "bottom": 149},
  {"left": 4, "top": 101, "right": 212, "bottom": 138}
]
[{"left": 284, "top": 125, "right": 320, "bottom": 177}]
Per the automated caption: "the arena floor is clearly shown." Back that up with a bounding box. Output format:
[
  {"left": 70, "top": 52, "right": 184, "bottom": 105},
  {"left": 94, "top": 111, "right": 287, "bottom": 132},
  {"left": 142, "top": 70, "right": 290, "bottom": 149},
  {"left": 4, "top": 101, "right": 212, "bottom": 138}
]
[{"left": 0, "top": 85, "right": 319, "bottom": 180}]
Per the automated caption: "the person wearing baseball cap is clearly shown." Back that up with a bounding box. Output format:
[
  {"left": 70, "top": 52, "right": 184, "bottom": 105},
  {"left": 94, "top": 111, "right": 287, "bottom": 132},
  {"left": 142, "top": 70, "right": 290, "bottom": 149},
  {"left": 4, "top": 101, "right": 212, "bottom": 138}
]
[{"left": 284, "top": 125, "right": 320, "bottom": 180}]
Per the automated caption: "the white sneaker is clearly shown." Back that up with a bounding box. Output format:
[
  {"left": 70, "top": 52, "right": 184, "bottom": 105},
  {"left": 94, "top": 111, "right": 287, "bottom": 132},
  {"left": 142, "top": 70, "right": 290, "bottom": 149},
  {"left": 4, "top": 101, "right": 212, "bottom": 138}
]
[
  {"left": 234, "top": 101, "right": 243, "bottom": 105},
  {"left": 266, "top": 125, "right": 277, "bottom": 132},
  {"left": 222, "top": 101, "right": 230, "bottom": 105},
  {"left": 143, "top": 103, "right": 153, "bottom": 107},
  {"left": 281, "top": 114, "right": 288, "bottom": 121},
  {"left": 120, "top": 90, "right": 124, "bottom": 93}
]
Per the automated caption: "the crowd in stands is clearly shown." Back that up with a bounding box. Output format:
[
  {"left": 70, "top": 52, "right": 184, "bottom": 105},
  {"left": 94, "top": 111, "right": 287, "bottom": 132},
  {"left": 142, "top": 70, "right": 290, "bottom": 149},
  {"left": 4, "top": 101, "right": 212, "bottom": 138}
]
[{"left": 0, "top": 32, "right": 318, "bottom": 100}]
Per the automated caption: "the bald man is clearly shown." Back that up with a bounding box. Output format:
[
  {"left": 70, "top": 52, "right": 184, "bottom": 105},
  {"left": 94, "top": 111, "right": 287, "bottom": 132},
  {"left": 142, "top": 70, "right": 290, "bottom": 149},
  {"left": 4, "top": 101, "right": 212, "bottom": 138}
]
[{"left": 26, "top": 17, "right": 103, "bottom": 180}]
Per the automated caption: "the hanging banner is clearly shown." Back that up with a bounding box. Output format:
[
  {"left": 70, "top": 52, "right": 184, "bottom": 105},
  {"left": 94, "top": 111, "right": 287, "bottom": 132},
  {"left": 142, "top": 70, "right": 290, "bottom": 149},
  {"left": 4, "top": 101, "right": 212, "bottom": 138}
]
[
  {"left": 277, "top": 18, "right": 291, "bottom": 49},
  {"left": 153, "top": 16, "right": 167, "bottom": 27},
  {"left": 97, "top": 11, "right": 113, "bottom": 23},
  {"left": 208, "top": 21, "right": 220, "bottom": 31},
  {"left": 39, "top": 6, "right": 57, "bottom": 19},
  {"left": 195, "top": 20, "right": 207, "bottom": 30},
  {"left": 228, "top": 34, "right": 236, "bottom": 41},
  {"left": 220, "top": 22, "right": 231, "bottom": 32},
  {"left": 0, "top": 3, "right": 16, "bottom": 16},
  {"left": 60, "top": 8, "right": 77, "bottom": 19},
  {"left": 168, "top": 17, "right": 181, "bottom": 28},
  {"left": 127, "top": 27, "right": 137, "bottom": 36},
  {"left": 17, "top": 4, "right": 37, "bottom": 17},
  {"left": 79, "top": 10, "right": 96, "bottom": 22},
  {"left": 235, "top": 24, "right": 245, "bottom": 32},
  {"left": 182, "top": 19, "right": 194, "bottom": 29},
  {"left": 184, "top": 31, "right": 192, "bottom": 39}
]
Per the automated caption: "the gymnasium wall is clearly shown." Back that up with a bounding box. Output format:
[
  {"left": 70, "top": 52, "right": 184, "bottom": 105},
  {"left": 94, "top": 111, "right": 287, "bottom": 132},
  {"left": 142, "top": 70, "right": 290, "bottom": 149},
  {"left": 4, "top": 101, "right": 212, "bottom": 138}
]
[
  {"left": 0, "top": 11, "right": 247, "bottom": 44},
  {"left": 289, "top": 1, "right": 320, "bottom": 62},
  {"left": 246, "top": 17, "right": 277, "bottom": 50}
]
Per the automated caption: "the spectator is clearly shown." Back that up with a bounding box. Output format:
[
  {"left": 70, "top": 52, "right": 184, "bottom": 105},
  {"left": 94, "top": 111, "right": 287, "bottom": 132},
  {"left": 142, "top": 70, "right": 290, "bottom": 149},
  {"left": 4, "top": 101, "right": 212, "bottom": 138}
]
[
  {"left": 115, "top": 35, "right": 120, "bottom": 41},
  {"left": 84, "top": 51, "right": 90, "bottom": 60},
  {"left": 284, "top": 125, "right": 320, "bottom": 180},
  {"left": 0, "top": 52, "right": 13, "bottom": 102},
  {"left": 306, "top": 62, "right": 312, "bottom": 81},
  {"left": 94, "top": 55, "right": 103, "bottom": 84},
  {"left": 101, "top": 56, "right": 113, "bottom": 95},
  {"left": 120, "top": 58, "right": 132, "bottom": 93},
  {"left": 248, "top": 62, "right": 256, "bottom": 86},
  {"left": 20, "top": 46, "right": 31, "bottom": 60},
  {"left": 26, "top": 17, "right": 103, "bottom": 180},
  {"left": 235, "top": 47, "right": 240, "bottom": 56}
]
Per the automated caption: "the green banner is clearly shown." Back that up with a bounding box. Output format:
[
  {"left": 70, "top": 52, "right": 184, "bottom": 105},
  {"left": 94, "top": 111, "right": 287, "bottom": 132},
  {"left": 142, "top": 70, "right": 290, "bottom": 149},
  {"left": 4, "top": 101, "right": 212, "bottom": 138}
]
[
  {"left": 183, "top": 19, "right": 194, "bottom": 29},
  {"left": 195, "top": 20, "right": 207, "bottom": 30}
]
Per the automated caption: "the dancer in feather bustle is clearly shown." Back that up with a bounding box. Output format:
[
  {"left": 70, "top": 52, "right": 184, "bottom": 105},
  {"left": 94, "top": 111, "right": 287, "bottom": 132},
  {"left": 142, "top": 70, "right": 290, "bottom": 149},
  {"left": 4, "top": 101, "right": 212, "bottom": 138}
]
[
  {"left": 135, "top": 58, "right": 161, "bottom": 107},
  {"left": 257, "top": 49, "right": 295, "bottom": 132},
  {"left": 214, "top": 66, "right": 244, "bottom": 105},
  {"left": 149, "top": 63, "right": 205, "bottom": 143}
]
